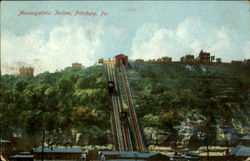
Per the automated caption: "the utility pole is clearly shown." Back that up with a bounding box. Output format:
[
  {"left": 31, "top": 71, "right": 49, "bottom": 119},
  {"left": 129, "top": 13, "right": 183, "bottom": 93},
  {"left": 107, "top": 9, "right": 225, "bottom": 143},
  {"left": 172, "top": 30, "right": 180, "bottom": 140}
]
[
  {"left": 42, "top": 129, "right": 45, "bottom": 161},
  {"left": 206, "top": 118, "right": 210, "bottom": 161}
]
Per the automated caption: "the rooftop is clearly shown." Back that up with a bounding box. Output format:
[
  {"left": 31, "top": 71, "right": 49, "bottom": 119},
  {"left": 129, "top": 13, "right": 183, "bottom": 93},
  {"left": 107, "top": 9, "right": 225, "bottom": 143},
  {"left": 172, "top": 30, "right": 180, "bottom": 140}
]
[
  {"left": 10, "top": 155, "right": 33, "bottom": 159},
  {"left": 240, "top": 136, "right": 250, "bottom": 140},
  {"left": 0, "top": 139, "right": 11, "bottom": 143},
  {"left": 106, "top": 159, "right": 146, "bottom": 161},
  {"left": 101, "top": 151, "right": 167, "bottom": 158},
  {"left": 115, "top": 54, "right": 128, "bottom": 58},
  {"left": 230, "top": 145, "right": 250, "bottom": 156},
  {"left": 33, "top": 147, "right": 83, "bottom": 153}
]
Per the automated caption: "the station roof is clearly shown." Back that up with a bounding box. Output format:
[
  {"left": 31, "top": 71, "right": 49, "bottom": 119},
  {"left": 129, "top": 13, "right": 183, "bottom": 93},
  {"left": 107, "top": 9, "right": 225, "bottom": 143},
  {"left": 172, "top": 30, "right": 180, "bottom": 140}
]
[{"left": 115, "top": 54, "right": 128, "bottom": 58}]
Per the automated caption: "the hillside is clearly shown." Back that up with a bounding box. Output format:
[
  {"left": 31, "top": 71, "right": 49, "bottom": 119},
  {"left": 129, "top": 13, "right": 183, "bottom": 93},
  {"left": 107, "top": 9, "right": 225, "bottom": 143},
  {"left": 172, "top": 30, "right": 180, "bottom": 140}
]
[
  {"left": 1, "top": 63, "right": 249, "bottom": 150},
  {"left": 0, "top": 66, "right": 111, "bottom": 149},
  {"left": 125, "top": 62, "right": 250, "bottom": 147}
]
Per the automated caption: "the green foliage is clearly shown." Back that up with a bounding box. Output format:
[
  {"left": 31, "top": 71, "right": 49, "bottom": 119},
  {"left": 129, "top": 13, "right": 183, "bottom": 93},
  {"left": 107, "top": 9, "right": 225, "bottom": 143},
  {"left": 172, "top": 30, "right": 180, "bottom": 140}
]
[
  {"left": 127, "top": 63, "right": 250, "bottom": 147},
  {"left": 0, "top": 66, "right": 110, "bottom": 149},
  {"left": 1, "top": 63, "right": 249, "bottom": 149}
]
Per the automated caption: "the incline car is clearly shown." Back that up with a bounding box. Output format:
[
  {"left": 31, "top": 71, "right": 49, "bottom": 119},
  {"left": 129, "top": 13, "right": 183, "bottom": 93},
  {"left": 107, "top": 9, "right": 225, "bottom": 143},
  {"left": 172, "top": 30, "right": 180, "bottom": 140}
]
[{"left": 108, "top": 81, "right": 115, "bottom": 95}]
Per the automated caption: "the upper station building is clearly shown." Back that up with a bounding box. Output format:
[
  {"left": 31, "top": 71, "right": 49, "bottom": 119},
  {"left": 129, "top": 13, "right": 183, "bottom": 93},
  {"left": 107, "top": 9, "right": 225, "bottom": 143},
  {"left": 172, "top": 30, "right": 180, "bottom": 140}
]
[
  {"left": 115, "top": 54, "right": 128, "bottom": 66},
  {"left": 20, "top": 67, "right": 34, "bottom": 76}
]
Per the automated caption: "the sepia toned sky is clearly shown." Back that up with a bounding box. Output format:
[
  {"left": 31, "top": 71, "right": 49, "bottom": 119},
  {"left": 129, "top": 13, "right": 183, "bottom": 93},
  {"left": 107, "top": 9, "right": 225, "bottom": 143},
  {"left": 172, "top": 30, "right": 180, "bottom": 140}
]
[{"left": 1, "top": 1, "right": 249, "bottom": 75}]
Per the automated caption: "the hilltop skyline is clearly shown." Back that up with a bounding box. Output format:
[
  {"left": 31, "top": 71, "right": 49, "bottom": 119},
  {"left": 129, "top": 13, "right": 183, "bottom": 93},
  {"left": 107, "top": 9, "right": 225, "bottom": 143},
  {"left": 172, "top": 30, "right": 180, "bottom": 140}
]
[{"left": 1, "top": 1, "right": 249, "bottom": 75}]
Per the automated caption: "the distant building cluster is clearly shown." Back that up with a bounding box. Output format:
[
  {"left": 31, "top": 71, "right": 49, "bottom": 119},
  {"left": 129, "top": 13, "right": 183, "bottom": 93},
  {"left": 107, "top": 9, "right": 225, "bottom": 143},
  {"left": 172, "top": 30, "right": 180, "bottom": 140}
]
[
  {"left": 135, "top": 49, "right": 250, "bottom": 65},
  {"left": 17, "top": 63, "right": 84, "bottom": 76},
  {"left": 19, "top": 67, "right": 34, "bottom": 76},
  {"left": 72, "top": 63, "right": 84, "bottom": 69}
]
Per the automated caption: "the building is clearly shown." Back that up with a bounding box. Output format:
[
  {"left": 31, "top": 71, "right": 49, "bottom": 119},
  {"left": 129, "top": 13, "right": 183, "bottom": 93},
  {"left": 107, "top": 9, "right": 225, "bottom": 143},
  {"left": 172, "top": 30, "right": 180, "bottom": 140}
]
[
  {"left": 98, "top": 58, "right": 104, "bottom": 64},
  {"left": 239, "top": 136, "right": 250, "bottom": 146},
  {"left": 72, "top": 63, "right": 83, "bottom": 69},
  {"left": 185, "top": 55, "right": 194, "bottom": 62},
  {"left": 180, "top": 56, "right": 185, "bottom": 62},
  {"left": 99, "top": 151, "right": 170, "bottom": 161},
  {"left": 115, "top": 54, "right": 128, "bottom": 66},
  {"left": 180, "top": 54, "right": 195, "bottom": 63},
  {"left": 231, "top": 61, "right": 242, "bottom": 64},
  {"left": 135, "top": 59, "right": 144, "bottom": 62},
  {"left": 0, "top": 139, "right": 12, "bottom": 160},
  {"left": 243, "top": 59, "right": 250, "bottom": 64},
  {"left": 33, "top": 147, "right": 84, "bottom": 161},
  {"left": 20, "top": 67, "right": 34, "bottom": 76},
  {"left": 161, "top": 57, "right": 172, "bottom": 63},
  {"left": 230, "top": 145, "right": 250, "bottom": 160},
  {"left": 10, "top": 152, "right": 33, "bottom": 161},
  {"left": 197, "top": 50, "right": 210, "bottom": 63}
]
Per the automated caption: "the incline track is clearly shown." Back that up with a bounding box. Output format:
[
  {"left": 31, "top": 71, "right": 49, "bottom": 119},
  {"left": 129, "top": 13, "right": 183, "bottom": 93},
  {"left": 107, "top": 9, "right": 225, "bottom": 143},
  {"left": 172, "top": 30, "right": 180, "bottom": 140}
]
[
  {"left": 120, "top": 64, "right": 147, "bottom": 153},
  {"left": 106, "top": 64, "right": 133, "bottom": 151}
]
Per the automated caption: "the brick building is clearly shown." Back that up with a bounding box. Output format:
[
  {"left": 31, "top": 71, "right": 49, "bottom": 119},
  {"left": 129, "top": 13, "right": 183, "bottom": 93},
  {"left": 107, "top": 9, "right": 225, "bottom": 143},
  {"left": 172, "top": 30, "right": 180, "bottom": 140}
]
[
  {"left": 197, "top": 50, "right": 210, "bottom": 63},
  {"left": 20, "top": 67, "right": 34, "bottom": 76},
  {"left": 72, "top": 63, "right": 83, "bottom": 69},
  {"left": 115, "top": 54, "right": 128, "bottom": 66},
  {"left": 180, "top": 54, "right": 195, "bottom": 62}
]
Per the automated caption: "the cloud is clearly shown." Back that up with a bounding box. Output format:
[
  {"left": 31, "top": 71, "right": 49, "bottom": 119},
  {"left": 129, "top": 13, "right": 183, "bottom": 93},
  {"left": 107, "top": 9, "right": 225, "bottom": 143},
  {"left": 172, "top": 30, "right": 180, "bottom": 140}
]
[
  {"left": 131, "top": 17, "right": 249, "bottom": 62},
  {"left": 1, "top": 18, "right": 105, "bottom": 75}
]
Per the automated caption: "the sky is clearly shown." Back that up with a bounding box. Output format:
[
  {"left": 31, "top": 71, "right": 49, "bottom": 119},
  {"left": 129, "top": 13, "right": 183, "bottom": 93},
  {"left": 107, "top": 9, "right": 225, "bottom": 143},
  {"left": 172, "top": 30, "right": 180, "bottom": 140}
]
[{"left": 1, "top": 1, "right": 249, "bottom": 75}]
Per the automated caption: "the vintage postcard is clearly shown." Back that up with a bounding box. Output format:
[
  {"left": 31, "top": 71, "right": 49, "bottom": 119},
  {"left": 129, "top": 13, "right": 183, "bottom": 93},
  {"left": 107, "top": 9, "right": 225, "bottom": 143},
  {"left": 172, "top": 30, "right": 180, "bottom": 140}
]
[{"left": 1, "top": 1, "right": 250, "bottom": 161}]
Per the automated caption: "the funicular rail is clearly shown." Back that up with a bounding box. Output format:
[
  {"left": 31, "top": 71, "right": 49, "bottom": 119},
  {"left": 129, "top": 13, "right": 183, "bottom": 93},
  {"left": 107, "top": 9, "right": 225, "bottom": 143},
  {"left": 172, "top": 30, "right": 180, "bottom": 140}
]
[
  {"left": 106, "top": 64, "right": 132, "bottom": 151},
  {"left": 120, "top": 64, "right": 147, "bottom": 153}
]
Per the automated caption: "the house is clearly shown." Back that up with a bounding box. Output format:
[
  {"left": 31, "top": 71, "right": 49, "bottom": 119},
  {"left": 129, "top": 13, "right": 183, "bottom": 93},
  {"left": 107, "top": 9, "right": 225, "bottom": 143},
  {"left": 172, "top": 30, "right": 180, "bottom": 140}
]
[
  {"left": 115, "top": 54, "right": 128, "bottom": 66},
  {"left": 135, "top": 59, "right": 144, "bottom": 62},
  {"left": 197, "top": 50, "right": 210, "bottom": 63},
  {"left": 230, "top": 145, "right": 250, "bottom": 161},
  {"left": 99, "top": 151, "right": 170, "bottom": 161},
  {"left": 239, "top": 136, "right": 250, "bottom": 146},
  {"left": 180, "top": 55, "right": 195, "bottom": 63},
  {"left": 33, "top": 147, "right": 84, "bottom": 161},
  {"left": 185, "top": 55, "right": 194, "bottom": 62},
  {"left": 231, "top": 61, "right": 242, "bottom": 64},
  {"left": 10, "top": 152, "right": 34, "bottom": 161},
  {"left": 161, "top": 57, "right": 172, "bottom": 63}
]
